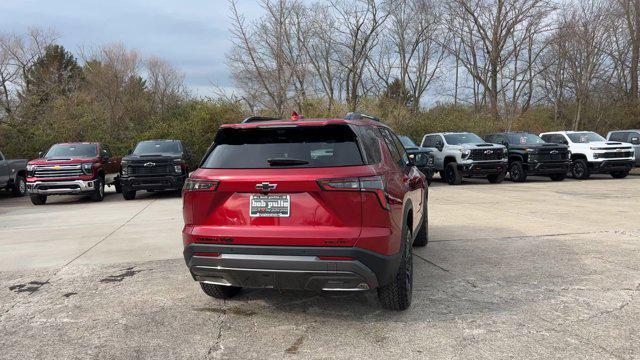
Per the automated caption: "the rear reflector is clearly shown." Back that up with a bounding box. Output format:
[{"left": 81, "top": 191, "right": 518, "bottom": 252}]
[
  {"left": 193, "top": 252, "right": 220, "bottom": 257},
  {"left": 317, "top": 256, "right": 355, "bottom": 261}
]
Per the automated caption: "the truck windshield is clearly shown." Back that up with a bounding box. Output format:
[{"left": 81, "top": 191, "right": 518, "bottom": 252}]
[
  {"left": 202, "top": 125, "right": 364, "bottom": 169},
  {"left": 567, "top": 132, "right": 606, "bottom": 143},
  {"left": 506, "top": 133, "right": 546, "bottom": 145},
  {"left": 444, "top": 133, "right": 484, "bottom": 145},
  {"left": 45, "top": 144, "right": 98, "bottom": 158},
  {"left": 133, "top": 141, "right": 182, "bottom": 156},
  {"left": 399, "top": 136, "right": 417, "bottom": 148}
]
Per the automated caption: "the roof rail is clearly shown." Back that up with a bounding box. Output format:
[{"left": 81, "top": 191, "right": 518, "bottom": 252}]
[
  {"left": 241, "top": 116, "right": 281, "bottom": 123},
  {"left": 345, "top": 112, "right": 380, "bottom": 122}
]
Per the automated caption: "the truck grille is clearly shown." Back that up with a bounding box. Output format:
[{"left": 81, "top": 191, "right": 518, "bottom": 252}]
[
  {"left": 533, "top": 151, "right": 569, "bottom": 161},
  {"left": 598, "top": 151, "right": 633, "bottom": 159},
  {"left": 128, "top": 164, "right": 172, "bottom": 175},
  {"left": 34, "top": 165, "right": 83, "bottom": 179},
  {"left": 469, "top": 148, "right": 504, "bottom": 161}
]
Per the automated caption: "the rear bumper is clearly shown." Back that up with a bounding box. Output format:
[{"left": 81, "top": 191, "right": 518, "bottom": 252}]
[
  {"left": 588, "top": 160, "right": 634, "bottom": 173},
  {"left": 525, "top": 160, "right": 571, "bottom": 174},
  {"left": 27, "top": 179, "right": 96, "bottom": 195},
  {"left": 184, "top": 244, "right": 400, "bottom": 291},
  {"left": 459, "top": 161, "right": 507, "bottom": 176},
  {"left": 121, "top": 174, "right": 185, "bottom": 191}
]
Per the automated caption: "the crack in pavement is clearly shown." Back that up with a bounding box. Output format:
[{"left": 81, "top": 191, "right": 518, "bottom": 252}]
[
  {"left": 413, "top": 253, "right": 449, "bottom": 272},
  {"left": 429, "top": 229, "right": 638, "bottom": 244}
]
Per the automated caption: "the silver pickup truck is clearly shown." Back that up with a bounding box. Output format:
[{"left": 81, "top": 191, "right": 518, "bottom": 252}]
[{"left": 0, "top": 149, "right": 28, "bottom": 197}]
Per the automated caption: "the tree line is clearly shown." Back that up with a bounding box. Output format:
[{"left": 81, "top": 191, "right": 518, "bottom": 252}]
[
  {"left": 226, "top": 0, "right": 640, "bottom": 134},
  {"left": 2, "top": 0, "right": 640, "bottom": 162}
]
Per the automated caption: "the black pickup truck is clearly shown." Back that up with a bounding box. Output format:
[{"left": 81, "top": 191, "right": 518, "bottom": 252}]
[
  {"left": 484, "top": 132, "right": 571, "bottom": 182},
  {"left": 119, "top": 140, "right": 191, "bottom": 200},
  {"left": 0, "top": 149, "right": 28, "bottom": 196},
  {"left": 398, "top": 135, "right": 435, "bottom": 184}
]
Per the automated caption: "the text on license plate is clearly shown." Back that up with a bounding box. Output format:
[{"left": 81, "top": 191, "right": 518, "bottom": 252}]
[{"left": 249, "top": 194, "right": 290, "bottom": 217}]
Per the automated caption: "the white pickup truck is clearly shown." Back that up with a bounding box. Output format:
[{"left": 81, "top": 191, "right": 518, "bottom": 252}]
[
  {"left": 0, "top": 149, "right": 28, "bottom": 196},
  {"left": 539, "top": 131, "right": 635, "bottom": 179}
]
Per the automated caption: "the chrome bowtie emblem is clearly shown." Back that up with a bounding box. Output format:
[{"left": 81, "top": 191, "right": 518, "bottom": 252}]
[
  {"left": 550, "top": 150, "right": 559, "bottom": 154},
  {"left": 484, "top": 150, "right": 493, "bottom": 154},
  {"left": 256, "top": 182, "right": 277, "bottom": 191},
  {"left": 144, "top": 162, "right": 156, "bottom": 167}
]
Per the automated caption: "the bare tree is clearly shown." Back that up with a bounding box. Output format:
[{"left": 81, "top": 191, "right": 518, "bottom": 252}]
[
  {"left": 146, "top": 56, "right": 186, "bottom": 113},
  {"left": 330, "top": 0, "right": 390, "bottom": 111}
]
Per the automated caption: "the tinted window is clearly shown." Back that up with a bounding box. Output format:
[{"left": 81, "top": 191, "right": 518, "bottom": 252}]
[
  {"left": 608, "top": 132, "right": 628, "bottom": 142},
  {"left": 46, "top": 144, "right": 98, "bottom": 158},
  {"left": 421, "top": 135, "right": 440, "bottom": 148},
  {"left": 398, "top": 136, "right": 416, "bottom": 148},
  {"left": 352, "top": 125, "right": 382, "bottom": 165},
  {"left": 379, "top": 128, "right": 403, "bottom": 166},
  {"left": 567, "top": 132, "right": 605, "bottom": 143},
  {"left": 391, "top": 133, "right": 410, "bottom": 165},
  {"left": 506, "top": 133, "right": 545, "bottom": 145},
  {"left": 541, "top": 134, "right": 565, "bottom": 144},
  {"left": 134, "top": 140, "right": 182, "bottom": 156},
  {"left": 202, "top": 125, "right": 363, "bottom": 169},
  {"left": 444, "top": 133, "right": 485, "bottom": 145}
]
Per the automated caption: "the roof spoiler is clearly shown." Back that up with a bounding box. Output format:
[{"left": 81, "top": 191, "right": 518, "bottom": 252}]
[
  {"left": 241, "top": 116, "right": 281, "bottom": 123},
  {"left": 345, "top": 112, "right": 380, "bottom": 122}
]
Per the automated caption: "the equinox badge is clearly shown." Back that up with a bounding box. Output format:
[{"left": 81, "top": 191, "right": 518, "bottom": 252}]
[{"left": 256, "top": 182, "right": 277, "bottom": 192}]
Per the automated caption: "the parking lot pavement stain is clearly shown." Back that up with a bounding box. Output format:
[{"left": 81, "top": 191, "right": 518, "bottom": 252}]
[
  {"left": 62, "top": 292, "right": 78, "bottom": 298},
  {"left": 195, "top": 306, "right": 257, "bottom": 317},
  {"left": 285, "top": 335, "right": 305, "bottom": 354},
  {"left": 99, "top": 267, "right": 144, "bottom": 283},
  {"left": 8, "top": 280, "right": 50, "bottom": 294}
]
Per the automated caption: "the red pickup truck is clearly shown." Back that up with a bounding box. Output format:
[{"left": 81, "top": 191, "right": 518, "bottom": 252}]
[{"left": 26, "top": 142, "right": 121, "bottom": 205}]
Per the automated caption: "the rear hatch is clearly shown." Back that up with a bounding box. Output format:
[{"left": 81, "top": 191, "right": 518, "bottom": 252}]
[{"left": 183, "top": 124, "right": 378, "bottom": 247}]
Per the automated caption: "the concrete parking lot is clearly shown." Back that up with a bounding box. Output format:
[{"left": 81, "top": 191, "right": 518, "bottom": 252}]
[{"left": 1, "top": 174, "right": 639, "bottom": 359}]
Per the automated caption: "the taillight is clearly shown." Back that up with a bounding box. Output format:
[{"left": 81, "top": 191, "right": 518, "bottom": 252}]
[
  {"left": 317, "top": 175, "right": 388, "bottom": 210},
  {"left": 184, "top": 178, "right": 219, "bottom": 192}
]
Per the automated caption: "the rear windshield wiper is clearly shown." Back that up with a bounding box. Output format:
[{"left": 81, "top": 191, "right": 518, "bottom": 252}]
[{"left": 267, "top": 158, "right": 309, "bottom": 166}]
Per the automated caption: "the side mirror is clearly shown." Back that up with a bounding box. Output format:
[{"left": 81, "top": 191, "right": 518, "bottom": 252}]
[
  {"left": 435, "top": 141, "right": 444, "bottom": 151},
  {"left": 411, "top": 153, "right": 429, "bottom": 167},
  {"left": 501, "top": 141, "right": 509, "bottom": 147},
  {"left": 630, "top": 137, "right": 640, "bottom": 145},
  {"left": 38, "top": 151, "right": 43, "bottom": 158},
  {"left": 185, "top": 150, "right": 192, "bottom": 160},
  {"left": 127, "top": 148, "right": 133, "bottom": 155},
  {"left": 101, "top": 149, "right": 110, "bottom": 162}
]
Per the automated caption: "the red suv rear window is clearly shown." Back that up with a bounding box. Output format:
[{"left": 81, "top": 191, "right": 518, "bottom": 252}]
[{"left": 202, "top": 124, "right": 364, "bottom": 169}]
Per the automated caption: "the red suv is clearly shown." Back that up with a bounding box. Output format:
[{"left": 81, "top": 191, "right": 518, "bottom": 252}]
[{"left": 182, "top": 113, "right": 429, "bottom": 310}]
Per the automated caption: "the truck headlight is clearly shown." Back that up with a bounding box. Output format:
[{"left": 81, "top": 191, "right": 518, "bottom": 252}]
[
  {"left": 460, "top": 149, "right": 470, "bottom": 159},
  {"left": 27, "top": 164, "right": 35, "bottom": 176},
  {"left": 82, "top": 163, "right": 93, "bottom": 175}
]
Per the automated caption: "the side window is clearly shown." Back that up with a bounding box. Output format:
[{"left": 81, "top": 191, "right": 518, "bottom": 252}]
[
  {"left": 378, "top": 128, "right": 403, "bottom": 166},
  {"left": 390, "top": 132, "right": 410, "bottom": 165},
  {"left": 484, "top": 135, "right": 495, "bottom": 143},
  {"left": 422, "top": 135, "right": 436, "bottom": 148},
  {"left": 609, "top": 132, "right": 628, "bottom": 142},
  {"left": 353, "top": 125, "right": 382, "bottom": 165}
]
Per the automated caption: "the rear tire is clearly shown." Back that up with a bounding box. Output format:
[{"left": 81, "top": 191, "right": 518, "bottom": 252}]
[
  {"left": 444, "top": 162, "right": 462, "bottom": 185},
  {"left": 487, "top": 172, "right": 505, "bottom": 183},
  {"left": 611, "top": 171, "right": 629, "bottom": 179},
  {"left": 200, "top": 282, "right": 241, "bottom": 299},
  {"left": 549, "top": 173, "right": 566, "bottom": 181},
  {"left": 509, "top": 161, "right": 527, "bottom": 182},
  {"left": 571, "top": 159, "right": 590, "bottom": 179},
  {"left": 90, "top": 178, "right": 105, "bottom": 202},
  {"left": 12, "top": 176, "right": 26, "bottom": 197},
  {"left": 30, "top": 194, "right": 47, "bottom": 205},
  {"left": 114, "top": 179, "right": 122, "bottom": 193},
  {"left": 378, "top": 223, "right": 413, "bottom": 311}
]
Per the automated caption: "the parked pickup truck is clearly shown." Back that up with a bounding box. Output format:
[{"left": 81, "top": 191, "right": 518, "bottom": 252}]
[
  {"left": 421, "top": 132, "right": 508, "bottom": 185},
  {"left": 26, "top": 142, "right": 121, "bottom": 205},
  {"left": 484, "top": 132, "right": 571, "bottom": 182},
  {"left": 540, "top": 131, "right": 635, "bottom": 179},
  {"left": 607, "top": 130, "right": 640, "bottom": 167},
  {"left": 398, "top": 136, "right": 435, "bottom": 184},
  {"left": 120, "top": 139, "right": 191, "bottom": 200},
  {"left": 0, "top": 149, "right": 28, "bottom": 197}
]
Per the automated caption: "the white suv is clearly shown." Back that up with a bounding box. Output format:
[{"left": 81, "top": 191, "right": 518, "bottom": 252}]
[
  {"left": 421, "top": 132, "right": 508, "bottom": 185},
  {"left": 539, "top": 131, "right": 635, "bottom": 179}
]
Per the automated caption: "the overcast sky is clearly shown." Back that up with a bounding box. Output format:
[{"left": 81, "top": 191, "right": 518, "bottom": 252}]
[{"left": 0, "top": 0, "right": 263, "bottom": 97}]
